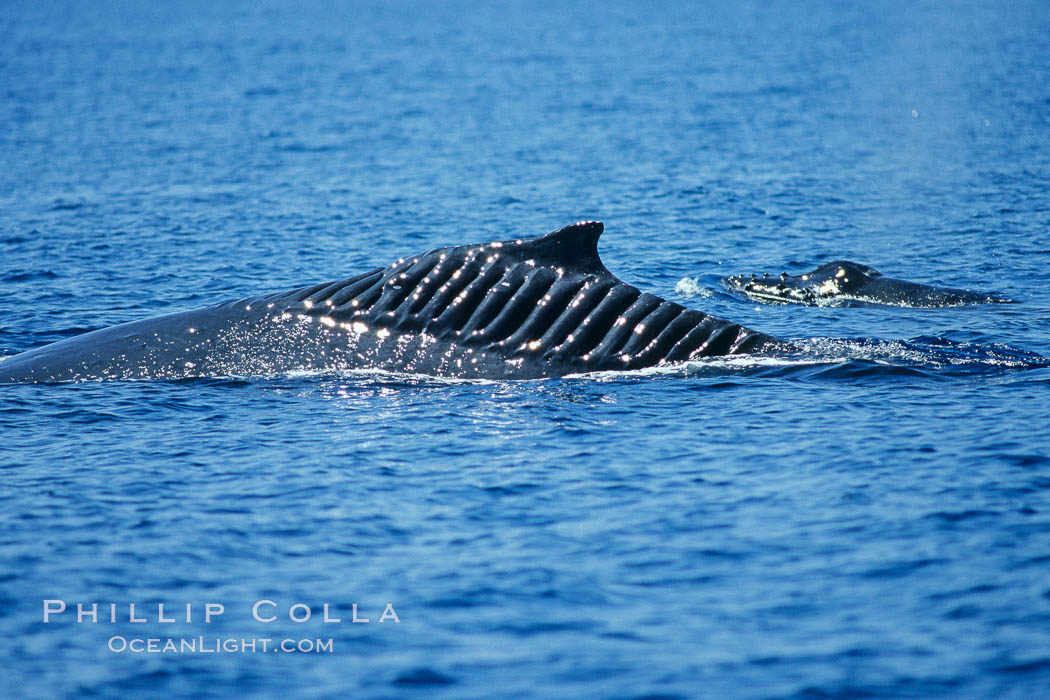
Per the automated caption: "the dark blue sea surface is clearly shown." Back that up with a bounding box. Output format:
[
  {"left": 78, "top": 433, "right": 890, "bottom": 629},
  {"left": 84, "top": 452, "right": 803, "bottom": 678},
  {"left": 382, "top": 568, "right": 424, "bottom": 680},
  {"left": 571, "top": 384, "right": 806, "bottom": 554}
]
[{"left": 3, "top": 1, "right": 1050, "bottom": 697}]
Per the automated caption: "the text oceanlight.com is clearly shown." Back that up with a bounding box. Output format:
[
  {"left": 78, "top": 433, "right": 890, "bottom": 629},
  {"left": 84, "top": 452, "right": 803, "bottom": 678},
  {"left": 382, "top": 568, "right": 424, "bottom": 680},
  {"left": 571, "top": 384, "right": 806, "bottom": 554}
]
[{"left": 107, "top": 637, "right": 334, "bottom": 654}]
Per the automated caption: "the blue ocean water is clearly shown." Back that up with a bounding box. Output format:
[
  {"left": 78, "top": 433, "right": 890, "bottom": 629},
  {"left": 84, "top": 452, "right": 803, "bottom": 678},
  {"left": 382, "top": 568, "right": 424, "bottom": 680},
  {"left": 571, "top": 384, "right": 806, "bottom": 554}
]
[{"left": 3, "top": 0, "right": 1050, "bottom": 696}]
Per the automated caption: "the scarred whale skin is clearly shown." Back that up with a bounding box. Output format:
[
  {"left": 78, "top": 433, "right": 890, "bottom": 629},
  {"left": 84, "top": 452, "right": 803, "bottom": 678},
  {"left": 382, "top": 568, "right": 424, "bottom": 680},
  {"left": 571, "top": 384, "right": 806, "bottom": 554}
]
[
  {"left": 724, "top": 260, "right": 1015, "bottom": 308},
  {"left": 1, "top": 221, "right": 788, "bottom": 383}
]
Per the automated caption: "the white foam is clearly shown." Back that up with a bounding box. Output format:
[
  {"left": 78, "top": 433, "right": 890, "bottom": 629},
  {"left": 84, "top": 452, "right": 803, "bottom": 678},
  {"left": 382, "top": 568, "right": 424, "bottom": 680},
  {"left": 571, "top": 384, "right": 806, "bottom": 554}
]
[{"left": 674, "top": 277, "right": 712, "bottom": 298}]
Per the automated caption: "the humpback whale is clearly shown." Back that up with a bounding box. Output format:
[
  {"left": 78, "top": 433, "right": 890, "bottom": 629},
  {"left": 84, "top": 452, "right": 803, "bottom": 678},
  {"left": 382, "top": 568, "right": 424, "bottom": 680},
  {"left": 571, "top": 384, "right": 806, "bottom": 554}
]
[
  {"left": 1, "top": 221, "right": 789, "bottom": 383},
  {"left": 724, "top": 261, "right": 1015, "bottom": 308}
]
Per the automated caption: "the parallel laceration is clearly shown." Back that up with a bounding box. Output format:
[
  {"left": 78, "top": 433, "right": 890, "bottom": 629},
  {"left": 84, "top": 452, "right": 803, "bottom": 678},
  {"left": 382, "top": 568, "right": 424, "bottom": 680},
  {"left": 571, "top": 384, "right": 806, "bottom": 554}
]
[{"left": 266, "top": 222, "right": 779, "bottom": 372}]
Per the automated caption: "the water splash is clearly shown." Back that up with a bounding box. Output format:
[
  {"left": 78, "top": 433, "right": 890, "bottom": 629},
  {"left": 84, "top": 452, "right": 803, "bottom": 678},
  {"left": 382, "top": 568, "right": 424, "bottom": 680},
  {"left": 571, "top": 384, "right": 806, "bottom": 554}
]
[{"left": 674, "top": 276, "right": 712, "bottom": 298}]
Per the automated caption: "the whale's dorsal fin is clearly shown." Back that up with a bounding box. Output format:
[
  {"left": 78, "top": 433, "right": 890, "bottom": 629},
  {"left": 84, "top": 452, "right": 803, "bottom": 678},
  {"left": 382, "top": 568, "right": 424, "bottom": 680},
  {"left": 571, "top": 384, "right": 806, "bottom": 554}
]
[
  {"left": 525, "top": 220, "right": 608, "bottom": 275},
  {"left": 540, "top": 220, "right": 604, "bottom": 246}
]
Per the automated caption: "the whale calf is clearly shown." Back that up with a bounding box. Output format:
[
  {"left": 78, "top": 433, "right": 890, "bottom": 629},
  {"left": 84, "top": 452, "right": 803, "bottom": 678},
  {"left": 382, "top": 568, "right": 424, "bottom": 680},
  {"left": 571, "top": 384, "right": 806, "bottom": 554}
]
[
  {"left": 1, "top": 222, "right": 789, "bottom": 383},
  {"left": 724, "top": 261, "right": 1015, "bottom": 308}
]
